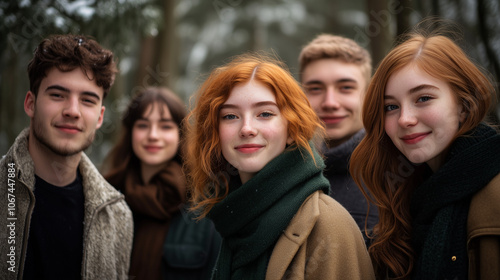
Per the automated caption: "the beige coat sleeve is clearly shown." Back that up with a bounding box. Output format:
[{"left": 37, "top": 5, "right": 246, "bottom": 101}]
[
  {"left": 267, "top": 191, "right": 375, "bottom": 280},
  {"left": 467, "top": 173, "right": 500, "bottom": 280}
]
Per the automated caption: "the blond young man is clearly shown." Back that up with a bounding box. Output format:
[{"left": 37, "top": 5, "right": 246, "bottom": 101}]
[{"left": 299, "top": 34, "right": 378, "bottom": 240}]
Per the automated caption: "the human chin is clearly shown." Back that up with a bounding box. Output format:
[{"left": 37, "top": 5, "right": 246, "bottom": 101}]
[
  {"left": 33, "top": 118, "right": 93, "bottom": 156},
  {"left": 399, "top": 143, "right": 437, "bottom": 165}
]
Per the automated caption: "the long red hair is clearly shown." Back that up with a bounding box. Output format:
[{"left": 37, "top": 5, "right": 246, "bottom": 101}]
[
  {"left": 185, "top": 53, "right": 324, "bottom": 218},
  {"left": 350, "top": 32, "right": 494, "bottom": 278}
]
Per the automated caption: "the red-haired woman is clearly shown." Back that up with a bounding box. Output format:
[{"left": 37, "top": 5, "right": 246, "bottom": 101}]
[
  {"left": 102, "top": 87, "right": 221, "bottom": 280},
  {"left": 350, "top": 28, "right": 500, "bottom": 279},
  {"left": 185, "top": 54, "right": 375, "bottom": 279}
]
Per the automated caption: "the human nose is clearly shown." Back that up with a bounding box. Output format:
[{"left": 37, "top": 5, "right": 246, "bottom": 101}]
[
  {"left": 62, "top": 96, "right": 81, "bottom": 119},
  {"left": 240, "top": 117, "right": 257, "bottom": 138},
  {"left": 148, "top": 125, "right": 159, "bottom": 140},
  {"left": 398, "top": 106, "right": 417, "bottom": 127},
  {"left": 321, "top": 87, "right": 341, "bottom": 110}
]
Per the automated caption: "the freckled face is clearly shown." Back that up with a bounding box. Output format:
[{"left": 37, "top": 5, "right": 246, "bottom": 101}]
[
  {"left": 219, "top": 81, "right": 291, "bottom": 184},
  {"left": 384, "top": 65, "right": 465, "bottom": 171}
]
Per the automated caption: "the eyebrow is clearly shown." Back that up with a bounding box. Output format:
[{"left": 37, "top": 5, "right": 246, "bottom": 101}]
[
  {"left": 304, "top": 78, "right": 358, "bottom": 85},
  {"left": 220, "top": 101, "right": 278, "bottom": 109},
  {"left": 137, "top": 117, "right": 174, "bottom": 122},
  {"left": 408, "top": 84, "right": 439, "bottom": 94},
  {"left": 385, "top": 84, "right": 440, "bottom": 99},
  {"left": 45, "top": 85, "right": 101, "bottom": 101}
]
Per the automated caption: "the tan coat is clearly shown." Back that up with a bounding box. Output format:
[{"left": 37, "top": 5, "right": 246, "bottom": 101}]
[
  {"left": 0, "top": 129, "right": 133, "bottom": 280},
  {"left": 266, "top": 191, "right": 375, "bottom": 280},
  {"left": 468, "top": 173, "right": 500, "bottom": 280}
]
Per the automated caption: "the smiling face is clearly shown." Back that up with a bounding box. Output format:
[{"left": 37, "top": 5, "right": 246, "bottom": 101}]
[
  {"left": 132, "top": 103, "right": 180, "bottom": 171},
  {"left": 219, "top": 81, "right": 291, "bottom": 183},
  {"left": 384, "top": 64, "right": 465, "bottom": 171},
  {"left": 24, "top": 67, "right": 105, "bottom": 157},
  {"left": 302, "top": 59, "right": 366, "bottom": 147}
]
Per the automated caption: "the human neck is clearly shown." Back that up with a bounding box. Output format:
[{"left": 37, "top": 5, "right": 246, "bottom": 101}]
[{"left": 28, "top": 132, "right": 81, "bottom": 187}]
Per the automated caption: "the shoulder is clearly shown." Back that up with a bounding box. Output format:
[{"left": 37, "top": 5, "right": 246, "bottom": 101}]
[
  {"left": 79, "top": 153, "right": 117, "bottom": 191},
  {"left": 1, "top": 129, "right": 30, "bottom": 164},
  {"left": 79, "top": 154, "right": 130, "bottom": 212},
  {"left": 1, "top": 129, "right": 35, "bottom": 183},
  {"left": 468, "top": 173, "right": 500, "bottom": 234},
  {"left": 270, "top": 191, "right": 375, "bottom": 280},
  {"left": 316, "top": 192, "right": 361, "bottom": 226},
  {"left": 288, "top": 191, "right": 362, "bottom": 239},
  {"left": 310, "top": 193, "right": 366, "bottom": 244}
]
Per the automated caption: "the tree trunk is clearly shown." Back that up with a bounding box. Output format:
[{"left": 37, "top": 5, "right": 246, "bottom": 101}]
[
  {"left": 366, "top": 0, "right": 394, "bottom": 67},
  {"left": 396, "top": 0, "right": 413, "bottom": 36},
  {"left": 1, "top": 43, "right": 21, "bottom": 150},
  {"left": 156, "top": 0, "right": 177, "bottom": 88},
  {"left": 476, "top": 0, "right": 500, "bottom": 123},
  {"left": 135, "top": 35, "right": 157, "bottom": 91}
]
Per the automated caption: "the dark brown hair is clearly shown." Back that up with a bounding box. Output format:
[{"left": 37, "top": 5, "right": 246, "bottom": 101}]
[
  {"left": 28, "top": 34, "right": 118, "bottom": 98},
  {"left": 102, "top": 87, "right": 187, "bottom": 181}
]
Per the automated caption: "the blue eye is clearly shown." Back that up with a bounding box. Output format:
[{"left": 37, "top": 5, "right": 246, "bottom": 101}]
[
  {"left": 222, "top": 114, "right": 237, "bottom": 120},
  {"left": 385, "top": 104, "right": 399, "bottom": 112},
  {"left": 259, "top": 112, "right": 274, "bottom": 118},
  {"left": 418, "top": 96, "right": 432, "bottom": 102}
]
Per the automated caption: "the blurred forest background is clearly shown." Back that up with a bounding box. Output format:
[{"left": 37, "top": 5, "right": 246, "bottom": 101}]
[{"left": 1, "top": 0, "right": 500, "bottom": 166}]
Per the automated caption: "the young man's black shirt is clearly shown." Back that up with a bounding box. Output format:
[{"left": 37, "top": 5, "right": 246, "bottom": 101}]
[{"left": 23, "top": 170, "right": 84, "bottom": 280}]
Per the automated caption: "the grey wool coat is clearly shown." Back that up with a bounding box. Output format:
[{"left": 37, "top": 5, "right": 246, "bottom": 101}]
[{"left": 0, "top": 128, "right": 134, "bottom": 280}]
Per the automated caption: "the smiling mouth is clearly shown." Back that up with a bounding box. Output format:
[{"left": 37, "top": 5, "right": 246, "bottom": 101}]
[
  {"left": 321, "top": 116, "right": 345, "bottom": 124},
  {"left": 55, "top": 125, "right": 81, "bottom": 134},
  {"left": 401, "top": 132, "right": 431, "bottom": 144},
  {"left": 235, "top": 144, "right": 263, "bottom": 154},
  {"left": 144, "top": 146, "right": 162, "bottom": 152}
]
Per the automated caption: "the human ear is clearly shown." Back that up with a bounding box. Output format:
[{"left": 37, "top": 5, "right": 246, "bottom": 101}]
[
  {"left": 458, "top": 103, "right": 467, "bottom": 124},
  {"left": 96, "top": 106, "right": 105, "bottom": 129},
  {"left": 24, "top": 91, "right": 36, "bottom": 118}
]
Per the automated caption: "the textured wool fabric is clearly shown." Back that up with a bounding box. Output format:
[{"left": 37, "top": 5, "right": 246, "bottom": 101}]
[
  {"left": 410, "top": 123, "right": 500, "bottom": 280},
  {"left": 208, "top": 145, "right": 329, "bottom": 280},
  {"left": 0, "top": 128, "right": 133, "bottom": 280}
]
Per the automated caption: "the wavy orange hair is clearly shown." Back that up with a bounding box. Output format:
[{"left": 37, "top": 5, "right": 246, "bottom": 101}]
[
  {"left": 349, "top": 32, "right": 494, "bottom": 278},
  {"left": 185, "top": 53, "right": 324, "bottom": 218}
]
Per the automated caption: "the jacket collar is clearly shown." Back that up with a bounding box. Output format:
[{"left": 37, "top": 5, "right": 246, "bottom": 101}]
[
  {"left": 10, "top": 128, "right": 123, "bottom": 209},
  {"left": 11, "top": 128, "right": 36, "bottom": 189}
]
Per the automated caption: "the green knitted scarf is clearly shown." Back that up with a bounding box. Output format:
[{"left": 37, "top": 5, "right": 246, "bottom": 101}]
[
  {"left": 208, "top": 145, "right": 329, "bottom": 280},
  {"left": 411, "top": 123, "right": 500, "bottom": 280}
]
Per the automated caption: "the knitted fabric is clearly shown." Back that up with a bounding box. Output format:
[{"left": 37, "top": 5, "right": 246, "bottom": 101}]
[
  {"left": 321, "top": 129, "right": 379, "bottom": 234},
  {"left": 411, "top": 123, "right": 500, "bottom": 280},
  {"left": 208, "top": 145, "right": 329, "bottom": 280}
]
